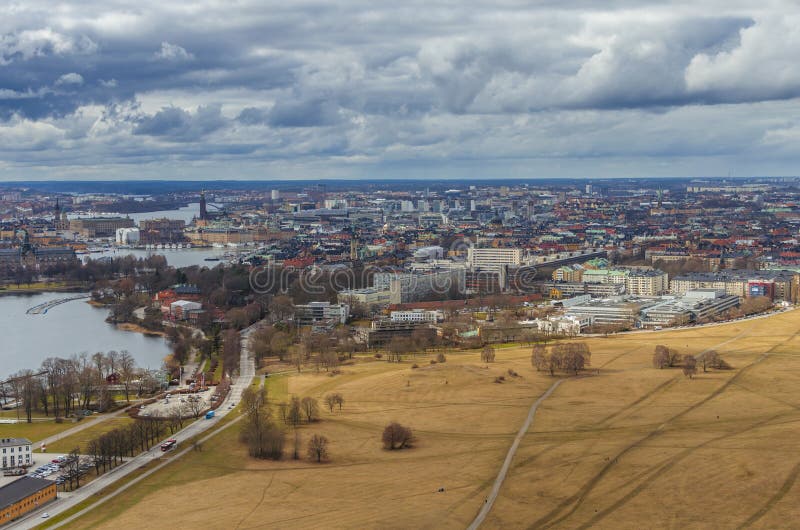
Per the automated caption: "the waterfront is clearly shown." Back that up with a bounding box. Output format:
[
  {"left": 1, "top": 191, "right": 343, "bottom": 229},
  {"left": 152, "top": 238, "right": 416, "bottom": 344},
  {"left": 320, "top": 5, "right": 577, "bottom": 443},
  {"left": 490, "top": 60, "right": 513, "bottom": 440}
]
[
  {"left": 0, "top": 292, "right": 171, "bottom": 378},
  {"left": 85, "top": 246, "right": 232, "bottom": 269}
]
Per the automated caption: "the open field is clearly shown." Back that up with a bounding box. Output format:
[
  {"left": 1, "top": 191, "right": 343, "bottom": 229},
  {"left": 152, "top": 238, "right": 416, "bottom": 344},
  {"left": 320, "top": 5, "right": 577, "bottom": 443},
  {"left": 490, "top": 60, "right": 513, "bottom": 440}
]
[
  {"left": 0, "top": 419, "right": 77, "bottom": 442},
  {"left": 45, "top": 417, "right": 134, "bottom": 455},
  {"left": 62, "top": 309, "right": 800, "bottom": 529}
]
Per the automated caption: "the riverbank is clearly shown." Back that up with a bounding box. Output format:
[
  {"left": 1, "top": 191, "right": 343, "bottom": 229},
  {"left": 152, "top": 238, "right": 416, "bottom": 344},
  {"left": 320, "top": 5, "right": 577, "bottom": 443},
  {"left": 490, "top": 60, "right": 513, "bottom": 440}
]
[
  {"left": 0, "top": 282, "right": 88, "bottom": 296},
  {"left": 115, "top": 322, "right": 165, "bottom": 337}
]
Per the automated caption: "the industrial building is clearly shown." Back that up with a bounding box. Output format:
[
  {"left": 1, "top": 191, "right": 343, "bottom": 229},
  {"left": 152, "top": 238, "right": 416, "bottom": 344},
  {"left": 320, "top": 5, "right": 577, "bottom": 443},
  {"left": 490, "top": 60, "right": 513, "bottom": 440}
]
[
  {"left": 0, "top": 476, "right": 56, "bottom": 523},
  {"left": 640, "top": 289, "right": 740, "bottom": 327}
]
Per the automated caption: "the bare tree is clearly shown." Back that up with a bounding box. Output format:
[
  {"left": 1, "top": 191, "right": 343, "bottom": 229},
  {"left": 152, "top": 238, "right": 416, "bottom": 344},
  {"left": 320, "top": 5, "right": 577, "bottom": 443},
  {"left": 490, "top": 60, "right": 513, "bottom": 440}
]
[
  {"left": 481, "top": 346, "right": 496, "bottom": 363},
  {"left": 119, "top": 350, "right": 136, "bottom": 403},
  {"left": 324, "top": 394, "right": 337, "bottom": 413},
  {"left": 653, "top": 345, "right": 681, "bottom": 369},
  {"left": 382, "top": 422, "right": 414, "bottom": 450},
  {"left": 683, "top": 355, "right": 698, "bottom": 379},
  {"left": 287, "top": 396, "right": 302, "bottom": 426},
  {"left": 307, "top": 434, "right": 329, "bottom": 463},
  {"left": 239, "top": 386, "right": 284, "bottom": 460},
  {"left": 531, "top": 344, "right": 547, "bottom": 372},
  {"left": 300, "top": 396, "right": 320, "bottom": 422}
]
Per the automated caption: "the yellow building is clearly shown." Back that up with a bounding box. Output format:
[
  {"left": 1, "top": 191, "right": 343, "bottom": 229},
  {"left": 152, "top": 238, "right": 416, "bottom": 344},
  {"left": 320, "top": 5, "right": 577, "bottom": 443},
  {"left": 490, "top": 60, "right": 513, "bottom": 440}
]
[{"left": 0, "top": 476, "right": 56, "bottom": 524}]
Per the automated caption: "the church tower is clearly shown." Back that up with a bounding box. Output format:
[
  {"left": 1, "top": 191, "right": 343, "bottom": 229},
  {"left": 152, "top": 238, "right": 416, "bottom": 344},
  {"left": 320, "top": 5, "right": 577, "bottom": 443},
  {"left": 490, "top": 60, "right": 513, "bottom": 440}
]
[{"left": 199, "top": 191, "right": 208, "bottom": 221}]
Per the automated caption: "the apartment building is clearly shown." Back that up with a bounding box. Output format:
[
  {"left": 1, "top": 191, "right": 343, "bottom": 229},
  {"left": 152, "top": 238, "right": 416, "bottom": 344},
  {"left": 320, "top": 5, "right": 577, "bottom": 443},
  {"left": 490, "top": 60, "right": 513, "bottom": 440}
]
[
  {"left": 295, "top": 301, "right": 349, "bottom": 325},
  {"left": 467, "top": 247, "right": 524, "bottom": 271},
  {"left": 626, "top": 269, "right": 669, "bottom": 296}
]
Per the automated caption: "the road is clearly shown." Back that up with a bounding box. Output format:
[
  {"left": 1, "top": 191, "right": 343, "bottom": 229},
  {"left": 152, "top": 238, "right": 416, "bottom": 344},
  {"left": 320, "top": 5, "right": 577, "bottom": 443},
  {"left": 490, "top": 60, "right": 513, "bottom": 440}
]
[
  {"left": 7, "top": 322, "right": 257, "bottom": 530},
  {"left": 467, "top": 379, "right": 564, "bottom": 530}
]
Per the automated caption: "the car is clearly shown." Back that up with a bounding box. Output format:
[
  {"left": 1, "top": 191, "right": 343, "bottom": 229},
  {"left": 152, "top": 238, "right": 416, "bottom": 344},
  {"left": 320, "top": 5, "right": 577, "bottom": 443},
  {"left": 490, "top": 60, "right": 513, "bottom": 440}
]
[{"left": 41, "top": 513, "right": 50, "bottom": 519}]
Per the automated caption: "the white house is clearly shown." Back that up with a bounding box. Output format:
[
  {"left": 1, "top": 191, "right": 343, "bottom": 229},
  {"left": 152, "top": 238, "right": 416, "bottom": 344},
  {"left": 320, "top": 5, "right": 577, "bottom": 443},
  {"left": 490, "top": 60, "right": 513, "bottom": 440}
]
[{"left": 1, "top": 438, "right": 32, "bottom": 469}]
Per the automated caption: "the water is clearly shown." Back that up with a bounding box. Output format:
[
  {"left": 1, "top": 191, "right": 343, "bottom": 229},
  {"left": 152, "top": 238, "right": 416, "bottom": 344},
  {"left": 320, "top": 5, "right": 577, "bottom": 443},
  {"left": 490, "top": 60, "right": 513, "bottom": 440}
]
[
  {"left": 71, "top": 202, "right": 243, "bottom": 268},
  {"left": 69, "top": 202, "right": 222, "bottom": 225},
  {"left": 0, "top": 292, "right": 172, "bottom": 379},
  {"left": 87, "top": 247, "right": 232, "bottom": 269}
]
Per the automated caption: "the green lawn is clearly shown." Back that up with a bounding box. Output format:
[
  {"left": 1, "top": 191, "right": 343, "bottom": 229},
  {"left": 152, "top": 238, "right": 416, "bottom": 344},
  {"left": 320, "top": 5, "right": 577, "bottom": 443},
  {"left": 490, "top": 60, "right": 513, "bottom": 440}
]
[
  {"left": 0, "top": 420, "right": 76, "bottom": 443},
  {"left": 46, "top": 417, "right": 134, "bottom": 454}
]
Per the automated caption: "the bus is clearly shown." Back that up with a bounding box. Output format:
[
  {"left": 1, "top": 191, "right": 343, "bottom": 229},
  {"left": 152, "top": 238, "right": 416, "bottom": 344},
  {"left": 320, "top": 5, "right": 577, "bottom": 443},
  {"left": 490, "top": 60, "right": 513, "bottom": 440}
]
[{"left": 160, "top": 439, "right": 177, "bottom": 451}]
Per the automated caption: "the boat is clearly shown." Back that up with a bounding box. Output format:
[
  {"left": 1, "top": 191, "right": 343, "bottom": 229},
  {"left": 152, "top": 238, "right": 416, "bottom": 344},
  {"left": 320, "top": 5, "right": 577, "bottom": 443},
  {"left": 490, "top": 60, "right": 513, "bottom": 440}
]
[{"left": 204, "top": 257, "right": 221, "bottom": 262}]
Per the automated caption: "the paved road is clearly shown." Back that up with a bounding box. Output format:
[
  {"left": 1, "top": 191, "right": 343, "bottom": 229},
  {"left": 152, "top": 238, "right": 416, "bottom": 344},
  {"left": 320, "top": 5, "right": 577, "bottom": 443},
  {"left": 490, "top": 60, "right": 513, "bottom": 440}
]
[
  {"left": 467, "top": 379, "right": 564, "bottom": 530},
  {"left": 7, "top": 323, "right": 257, "bottom": 530}
]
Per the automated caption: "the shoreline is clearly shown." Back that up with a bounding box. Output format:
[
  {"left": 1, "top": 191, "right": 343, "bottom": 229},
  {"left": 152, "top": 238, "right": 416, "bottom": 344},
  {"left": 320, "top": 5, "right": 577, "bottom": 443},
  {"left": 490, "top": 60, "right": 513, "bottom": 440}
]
[
  {"left": 115, "top": 322, "right": 166, "bottom": 337},
  {"left": 0, "top": 284, "right": 87, "bottom": 296}
]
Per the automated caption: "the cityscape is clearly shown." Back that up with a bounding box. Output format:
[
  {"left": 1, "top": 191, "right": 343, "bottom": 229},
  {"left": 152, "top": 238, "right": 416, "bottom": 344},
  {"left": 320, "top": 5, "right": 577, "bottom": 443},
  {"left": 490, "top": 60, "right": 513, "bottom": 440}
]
[{"left": 3, "top": 0, "right": 800, "bottom": 529}]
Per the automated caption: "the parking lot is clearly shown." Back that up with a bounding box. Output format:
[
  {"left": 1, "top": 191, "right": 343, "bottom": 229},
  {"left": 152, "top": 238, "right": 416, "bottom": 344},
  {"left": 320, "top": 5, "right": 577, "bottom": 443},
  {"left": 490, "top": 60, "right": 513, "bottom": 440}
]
[
  {"left": 138, "top": 388, "right": 216, "bottom": 419},
  {"left": 0, "top": 452, "right": 93, "bottom": 489}
]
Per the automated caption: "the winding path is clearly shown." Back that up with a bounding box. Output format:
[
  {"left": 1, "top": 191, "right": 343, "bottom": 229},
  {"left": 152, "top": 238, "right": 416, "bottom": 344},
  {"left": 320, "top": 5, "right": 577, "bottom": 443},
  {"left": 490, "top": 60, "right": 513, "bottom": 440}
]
[{"left": 467, "top": 379, "right": 564, "bottom": 530}]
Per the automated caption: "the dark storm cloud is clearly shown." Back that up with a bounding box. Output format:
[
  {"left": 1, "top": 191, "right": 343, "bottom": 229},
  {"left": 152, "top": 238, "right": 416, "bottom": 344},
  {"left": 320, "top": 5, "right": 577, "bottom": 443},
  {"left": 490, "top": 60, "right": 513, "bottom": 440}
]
[
  {"left": 134, "top": 104, "right": 226, "bottom": 141},
  {"left": 1, "top": 1, "right": 800, "bottom": 179}
]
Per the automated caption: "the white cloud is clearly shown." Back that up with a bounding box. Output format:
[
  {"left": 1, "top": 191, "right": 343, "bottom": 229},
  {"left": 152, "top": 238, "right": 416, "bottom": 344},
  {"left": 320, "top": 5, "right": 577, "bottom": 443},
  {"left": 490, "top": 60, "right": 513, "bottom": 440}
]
[
  {"left": 155, "top": 41, "right": 194, "bottom": 61},
  {"left": 685, "top": 15, "right": 800, "bottom": 101},
  {"left": 55, "top": 72, "right": 84, "bottom": 86}
]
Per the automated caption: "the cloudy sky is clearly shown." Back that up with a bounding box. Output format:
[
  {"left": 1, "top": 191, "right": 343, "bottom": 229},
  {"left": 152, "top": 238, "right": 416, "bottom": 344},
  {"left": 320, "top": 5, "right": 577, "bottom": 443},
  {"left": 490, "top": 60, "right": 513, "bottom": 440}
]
[{"left": 0, "top": 0, "right": 798, "bottom": 181}]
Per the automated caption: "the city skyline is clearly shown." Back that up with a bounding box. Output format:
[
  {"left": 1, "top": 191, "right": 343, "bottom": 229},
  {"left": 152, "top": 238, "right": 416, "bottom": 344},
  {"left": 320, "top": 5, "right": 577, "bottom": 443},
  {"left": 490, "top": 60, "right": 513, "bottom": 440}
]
[{"left": 1, "top": 1, "right": 800, "bottom": 180}]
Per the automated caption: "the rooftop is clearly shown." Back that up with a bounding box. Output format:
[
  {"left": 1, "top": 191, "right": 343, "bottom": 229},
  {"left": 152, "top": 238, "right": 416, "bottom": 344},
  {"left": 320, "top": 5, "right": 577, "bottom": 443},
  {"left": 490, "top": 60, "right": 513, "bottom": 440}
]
[
  {"left": 0, "top": 437, "right": 31, "bottom": 448},
  {"left": 0, "top": 476, "right": 53, "bottom": 511}
]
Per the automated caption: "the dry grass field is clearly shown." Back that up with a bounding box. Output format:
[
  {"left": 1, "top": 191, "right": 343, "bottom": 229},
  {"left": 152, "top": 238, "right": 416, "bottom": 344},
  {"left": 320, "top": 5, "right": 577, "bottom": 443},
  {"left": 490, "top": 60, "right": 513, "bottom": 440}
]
[{"left": 64, "top": 309, "right": 800, "bottom": 529}]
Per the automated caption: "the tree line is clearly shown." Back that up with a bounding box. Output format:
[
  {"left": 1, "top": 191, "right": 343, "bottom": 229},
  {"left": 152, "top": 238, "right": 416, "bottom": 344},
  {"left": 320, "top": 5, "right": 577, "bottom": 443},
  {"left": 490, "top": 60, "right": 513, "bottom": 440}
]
[
  {"left": 531, "top": 342, "right": 592, "bottom": 375},
  {"left": 1, "top": 350, "right": 162, "bottom": 423},
  {"left": 652, "top": 345, "right": 731, "bottom": 378}
]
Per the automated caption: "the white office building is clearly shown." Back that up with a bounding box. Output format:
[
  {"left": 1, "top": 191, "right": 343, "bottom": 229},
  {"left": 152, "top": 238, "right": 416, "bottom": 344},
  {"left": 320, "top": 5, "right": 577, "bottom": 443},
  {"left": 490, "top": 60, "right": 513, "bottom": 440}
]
[
  {"left": 295, "top": 301, "right": 350, "bottom": 325},
  {"left": 115, "top": 227, "right": 140, "bottom": 245},
  {"left": 467, "top": 247, "right": 524, "bottom": 271},
  {"left": 390, "top": 309, "right": 443, "bottom": 323},
  {"left": 1, "top": 437, "right": 32, "bottom": 469}
]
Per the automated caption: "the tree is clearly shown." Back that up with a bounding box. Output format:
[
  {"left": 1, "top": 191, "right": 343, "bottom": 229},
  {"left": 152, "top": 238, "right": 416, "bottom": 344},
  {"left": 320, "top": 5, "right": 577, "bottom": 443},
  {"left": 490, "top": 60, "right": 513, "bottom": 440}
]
[
  {"left": 653, "top": 345, "right": 680, "bottom": 369},
  {"left": 323, "top": 393, "right": 344, "bottom": 412},
  {"left": 481, "top": 346, "right": 496, "bottom": 363},
  {"left": 382, "top": 422, "right": 414, "bottom": 450},
  {"left": 300, "top": 396, "right": 320, "bottom": 422},
  {"left": 287, "top": 396, "right": 302, "bottom": 426},
  {"left": 324, "top": 394, "right": 337, "bottom": 413},
  {"left": 307, "top": 434, "right": 329, "bottom": 463},
  {"left": 683, "top": 355, "right": 697, "bottom": 379},
  {"left": 531, "top": 344, "right": 547, "bottom": 372},
  {"left": 239, "top": 386, "right": 284, "bottom": 460},
  {"left": 118, "top": 351, "right": 136, "bottom": 403}
]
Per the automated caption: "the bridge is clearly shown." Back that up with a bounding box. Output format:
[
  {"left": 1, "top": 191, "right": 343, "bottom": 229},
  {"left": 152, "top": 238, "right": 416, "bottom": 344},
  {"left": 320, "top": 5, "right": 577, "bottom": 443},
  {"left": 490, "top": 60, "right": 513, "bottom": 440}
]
[{"left": 26, "top": 294, "right": 90, "bottom": 315}]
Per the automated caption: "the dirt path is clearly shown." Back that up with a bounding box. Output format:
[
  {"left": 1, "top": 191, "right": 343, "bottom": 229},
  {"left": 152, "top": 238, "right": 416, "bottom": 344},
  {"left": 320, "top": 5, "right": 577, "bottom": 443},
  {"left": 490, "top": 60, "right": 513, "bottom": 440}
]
[{"left": 466, "top": 378, "right": 565, "bottom": 530}]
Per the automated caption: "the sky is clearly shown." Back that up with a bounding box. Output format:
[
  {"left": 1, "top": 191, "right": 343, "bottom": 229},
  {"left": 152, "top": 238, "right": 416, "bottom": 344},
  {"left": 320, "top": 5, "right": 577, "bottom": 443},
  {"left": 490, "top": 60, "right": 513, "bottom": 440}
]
[{"left": 0, "top": 0, "right": 799, "bottom": 181}]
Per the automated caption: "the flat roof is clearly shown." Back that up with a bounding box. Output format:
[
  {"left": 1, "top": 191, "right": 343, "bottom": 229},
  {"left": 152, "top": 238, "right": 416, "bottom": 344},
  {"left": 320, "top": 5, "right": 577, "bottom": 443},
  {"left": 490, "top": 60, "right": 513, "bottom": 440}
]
[{"left": 0, "top": 476, "right": 54, "bottom": 511}]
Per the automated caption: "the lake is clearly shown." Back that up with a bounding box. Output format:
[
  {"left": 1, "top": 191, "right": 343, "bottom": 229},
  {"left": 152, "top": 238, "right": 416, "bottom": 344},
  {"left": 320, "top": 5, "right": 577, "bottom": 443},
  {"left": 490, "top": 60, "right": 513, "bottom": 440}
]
[{"left": 0, "top": 292, "right": 172, "bottom": 379}]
